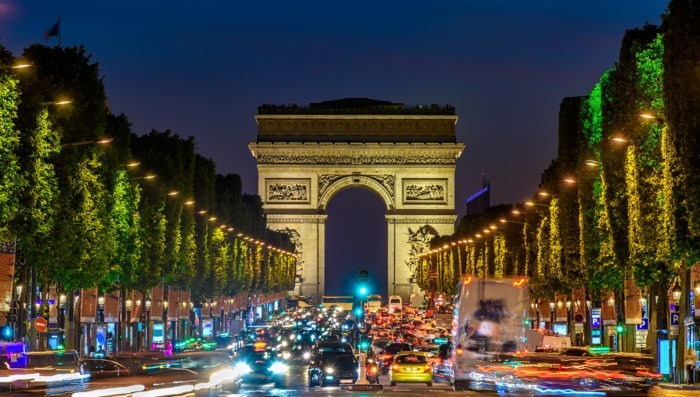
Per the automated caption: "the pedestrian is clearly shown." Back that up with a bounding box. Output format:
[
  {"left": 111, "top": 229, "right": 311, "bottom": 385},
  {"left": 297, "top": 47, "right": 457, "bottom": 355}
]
[{"left": 685, "top": 347, "right": 697, "bottom": 384}]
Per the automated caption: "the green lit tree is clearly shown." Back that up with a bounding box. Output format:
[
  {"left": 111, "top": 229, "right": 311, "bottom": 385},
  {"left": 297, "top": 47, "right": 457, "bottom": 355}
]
[{"left": 0, "top": 71, "right": 23, "bottom": 241}]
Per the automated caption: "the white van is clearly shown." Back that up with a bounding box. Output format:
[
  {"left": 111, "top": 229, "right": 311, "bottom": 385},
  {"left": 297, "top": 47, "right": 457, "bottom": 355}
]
[{"left": 387, "top": 295, "right": 402, "bottom": 314}]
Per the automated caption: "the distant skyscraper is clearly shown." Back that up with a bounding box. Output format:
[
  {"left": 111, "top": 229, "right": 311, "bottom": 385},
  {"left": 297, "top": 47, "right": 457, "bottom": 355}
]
[{"left": 466, "top": 177, "right": 490, "bottom": 215}]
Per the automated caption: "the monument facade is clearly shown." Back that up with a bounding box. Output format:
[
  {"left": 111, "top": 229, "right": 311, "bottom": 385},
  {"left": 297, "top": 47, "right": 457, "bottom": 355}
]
[{"left": 249, "top": 99, "right": 464, "bottom": 302}]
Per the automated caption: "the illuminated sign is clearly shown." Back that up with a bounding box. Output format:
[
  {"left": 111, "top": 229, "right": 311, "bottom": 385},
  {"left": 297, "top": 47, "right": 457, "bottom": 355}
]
[{"left": 591, "top": 308, "right": 601, "bottom": 328}]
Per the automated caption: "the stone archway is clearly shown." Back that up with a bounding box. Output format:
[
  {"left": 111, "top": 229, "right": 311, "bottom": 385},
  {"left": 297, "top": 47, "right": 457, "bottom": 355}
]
[{"left": 249, "top": 98, "right": 465, "bottom": 302}]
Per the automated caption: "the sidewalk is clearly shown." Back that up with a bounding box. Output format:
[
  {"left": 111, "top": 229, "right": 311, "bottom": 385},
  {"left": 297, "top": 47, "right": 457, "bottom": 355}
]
[{"left": 649, "top": 383, "right": 700, "bottom": 397}]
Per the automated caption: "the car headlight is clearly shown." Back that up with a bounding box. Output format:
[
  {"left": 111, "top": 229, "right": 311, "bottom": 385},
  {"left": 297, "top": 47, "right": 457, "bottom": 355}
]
[
  {"left": 325, "top": 367, "right": 334, "bottom": 374},
  {"left": 303, "top": 351, "right": 311, "bottom": 360},
  {"left": 282, "top": 351, "right": 291, "bottom": 360},
  {"left": 269, "top": 362, "right": 289, "bottom": 374},
  {"left": 281, "top": 340, "right": 288, "bottom": 347},
  {"left": 234, "top": 362, "right": 252, "bottom": 374}
]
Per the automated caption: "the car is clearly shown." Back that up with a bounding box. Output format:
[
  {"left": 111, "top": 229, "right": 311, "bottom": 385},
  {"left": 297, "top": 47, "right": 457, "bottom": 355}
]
[
  {"left": 2, "top": 350, "right": 89, "bottom": 394},
  {"left": 313, "top": 340, "right": 354, "bottom": 355},
  {"left": 389, "top": 351, "right": 433, "bottom": 386},
  {"left": 233, "top": 345, "right": 288, "bottom": 387},
  {"left": 82, "top": 357, "right": 143, "bottom": 379},
  {"left": 308, "top": 352, "right": 359, "bottom": 387},
  {"left": 377, "top": 342, "right": 412, "bottom": 373}
]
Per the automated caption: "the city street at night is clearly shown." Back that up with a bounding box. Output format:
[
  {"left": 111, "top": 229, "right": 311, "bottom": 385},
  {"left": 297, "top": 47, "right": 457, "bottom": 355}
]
[{"left": 3, "top": 1, "right": 700, "bottom": 396}]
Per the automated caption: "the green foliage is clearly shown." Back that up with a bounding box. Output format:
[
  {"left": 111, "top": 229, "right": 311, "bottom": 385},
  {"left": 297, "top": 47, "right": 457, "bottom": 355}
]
[
  {"left": 51, "top": 152, "right": 116, "bottom": 290},
  {"left": 109, "top": 170, "right": 143, "bottom": 290},
  {"left": 0, "top": 74, "right": 23, "bottom": 240},
  {"left": 581, "top": 71, "right": 612, "bottom": 151},
  {"left": 13, "top": 108, "right": 60, "bottom": 274}
]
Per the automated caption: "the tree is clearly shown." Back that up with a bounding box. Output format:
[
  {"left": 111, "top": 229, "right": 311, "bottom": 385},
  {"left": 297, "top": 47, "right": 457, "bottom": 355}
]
[{"left": 0, "top": 70, "right": 23, "bottom": 241}]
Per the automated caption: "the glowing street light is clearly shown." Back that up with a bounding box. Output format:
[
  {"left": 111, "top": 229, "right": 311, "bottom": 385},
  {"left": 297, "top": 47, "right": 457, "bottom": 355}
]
[
  {"left": 525, "top": 201, "right": 548, "bottom": 208},
  {"left": 61, "top": 137, "right": 113, "bottom": 148},
  {"left": 499, "top": 218, "right": 525, "bottom": 225},
  {"left": 585, "top": 159, "right": 601, "bottom": 167}
]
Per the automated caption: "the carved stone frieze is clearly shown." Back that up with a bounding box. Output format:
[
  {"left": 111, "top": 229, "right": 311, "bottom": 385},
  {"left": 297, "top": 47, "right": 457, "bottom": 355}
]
[
  {"left": 368, "top": 174, "right": 395, "bottom": 198},
  {"left": 405, "top": 183, "right": 445, "bottom": 201},
  {"left": 256, "top": 153, "right": 458, "bottom": 165},
  {"left": 318, "top": 174, "right": 395, "bottom": 200},
  {"left": 318, "top": 175, "right": 345, "bottom": 198}
]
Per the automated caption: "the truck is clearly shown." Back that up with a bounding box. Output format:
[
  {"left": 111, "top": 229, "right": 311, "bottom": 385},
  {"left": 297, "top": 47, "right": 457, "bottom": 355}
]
[{"left": 449, "top": 276, "right": 529, "bottom": 391}]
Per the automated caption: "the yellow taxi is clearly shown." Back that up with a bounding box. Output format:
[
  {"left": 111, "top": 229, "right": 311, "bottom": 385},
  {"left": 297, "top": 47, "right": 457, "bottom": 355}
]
[{"left": 389, "top": 351, "right": 433, "bottom": 386}]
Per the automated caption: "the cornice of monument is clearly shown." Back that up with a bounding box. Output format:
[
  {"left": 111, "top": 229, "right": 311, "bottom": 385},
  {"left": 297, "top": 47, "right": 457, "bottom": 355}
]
[{"left": 249, "top": 141, "right": 464, "bottom": 165}]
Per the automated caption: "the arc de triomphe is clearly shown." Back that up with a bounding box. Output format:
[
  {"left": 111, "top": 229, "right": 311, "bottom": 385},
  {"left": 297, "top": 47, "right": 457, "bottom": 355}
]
[{"left": 249, "top": 99, "right": 464, "bottom": 302}]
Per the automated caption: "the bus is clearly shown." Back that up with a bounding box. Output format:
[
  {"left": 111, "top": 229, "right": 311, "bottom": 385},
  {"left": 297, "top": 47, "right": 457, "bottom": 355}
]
[
  {"left": 286, "top": 295, "right": 311, "bottom": 309},
  {"left": 366, "top": 294, "right": 382, "bottom": 314},
  {"left": 321, "top": 296, "right": 354, "bottom": 311}
]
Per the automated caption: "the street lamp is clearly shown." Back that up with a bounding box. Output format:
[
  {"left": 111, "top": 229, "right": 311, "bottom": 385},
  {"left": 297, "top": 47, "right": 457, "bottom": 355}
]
[
  {"left": 549, "top": 301, "right": 556, "bottom": 328},
  {"left": 58, "top": 294, "right": 66, "bottom": 332},
  {"left": 145, "top": 295, "right": 152, "bottom": 351},
  {"left": 61, "top": 137, "right": 113, "bottom": 148},
  {"left": 672, "top": 282, "right": 682, "bottom": 301},
  {"left": 125, "top": 298, "right": 133, "bottom": 352},
  {"left": 97, "top": 294, "right": 105, "bottom": 323}
]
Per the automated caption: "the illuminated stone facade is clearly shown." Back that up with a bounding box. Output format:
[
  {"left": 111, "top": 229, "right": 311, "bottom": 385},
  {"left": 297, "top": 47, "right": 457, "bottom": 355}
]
[{"left": 249, "top": 99, "right": 464, "bottom": 302}]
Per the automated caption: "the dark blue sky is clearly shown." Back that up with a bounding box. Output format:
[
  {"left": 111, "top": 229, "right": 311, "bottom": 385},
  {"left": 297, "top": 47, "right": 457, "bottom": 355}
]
[{"left": 1, "top": 1, "right": 667, "bottom": 296}]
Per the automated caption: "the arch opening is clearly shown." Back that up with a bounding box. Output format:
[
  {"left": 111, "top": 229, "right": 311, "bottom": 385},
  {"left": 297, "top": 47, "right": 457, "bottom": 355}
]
[{"left": 325, "top": 188, "right": 387, "bottom": 299}]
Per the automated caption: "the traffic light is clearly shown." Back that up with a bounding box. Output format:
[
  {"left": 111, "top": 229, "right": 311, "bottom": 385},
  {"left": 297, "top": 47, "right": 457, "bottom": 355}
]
[
  {"left": 359, "top": 286, "right": 367, "bottom": 296},
  {"left": 358, "top": 268, "right": 368, "bottom": 282},
  {"left": 354, "top": 307, "right": 364, "bottom": 318},
  {"left": 615, "top": 322, "right": 626, "bottom": 334}
]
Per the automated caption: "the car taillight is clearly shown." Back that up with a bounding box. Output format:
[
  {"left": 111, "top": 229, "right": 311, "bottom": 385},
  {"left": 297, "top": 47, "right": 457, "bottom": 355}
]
[
  {"left": 392, "top": 364, "right": 400, "bottom": 371},
  {"left": 368, "top": 366, "right": 377, "bottom": 374},
  {"left": 456, "top": 344, "right": 463, "bottom": 355},
  {"left": 424, "top": 364, "right": 432, "bottom": 372}
]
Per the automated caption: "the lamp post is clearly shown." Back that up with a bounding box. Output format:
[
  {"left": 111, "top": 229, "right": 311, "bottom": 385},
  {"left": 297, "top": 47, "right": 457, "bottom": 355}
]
[
  {"left": 549, "top": 301, "right": 556, "bottom": 330},
  {"left": 566, "top": 300, "right": 572, "bottom": 342},
  {"left": 58, "top": 294, "right": 66, "bottom": 340},
  {"left": 125, "top": 298, "right": 132, "bottom": 352},
  {"left": 14, "top": 284, "right": 23, "bottom": 342},
  {"left": 145, "top": 295, "right": 152, "bottom": 351},
  {"left": 163, "top": 299, "right": 169, "bottom": 344},
  {"left": 97, "top": 294, "right": 105, "bottom": 323}
]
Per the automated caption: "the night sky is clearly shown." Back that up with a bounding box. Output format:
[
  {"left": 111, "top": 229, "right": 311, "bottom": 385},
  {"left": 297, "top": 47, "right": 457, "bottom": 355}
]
[{"left": 1, "top": 1, "right": 667, "bottom": 297}]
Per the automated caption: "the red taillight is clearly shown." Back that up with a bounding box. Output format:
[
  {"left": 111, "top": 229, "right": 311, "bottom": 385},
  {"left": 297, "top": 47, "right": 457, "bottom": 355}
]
[
  {"left": 424, "top": 364, "right": 432, "bottom": 372},
  {"left": 368, "top": 366, "right": 377, "bottom": 374},
  {"left": 392, "top": 364, "right": 400, "bottom": 372},
  {"left": 456, "top": 344, "right": 463, "bottom": 355}
]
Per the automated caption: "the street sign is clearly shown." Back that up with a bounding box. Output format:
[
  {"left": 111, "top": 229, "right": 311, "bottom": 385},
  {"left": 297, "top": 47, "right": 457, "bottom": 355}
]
[
  {"left": 636, "top": 318, "right": 649, "bottom": 330},
  {"left": 591, "top": 308, "right": 601, "bottom": 328},
  {"left": 35, "top": 317, "right": 47, "bottom": 333},
  {"left": 670, "top": 312, "right": 680, "bottom": 326}
]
